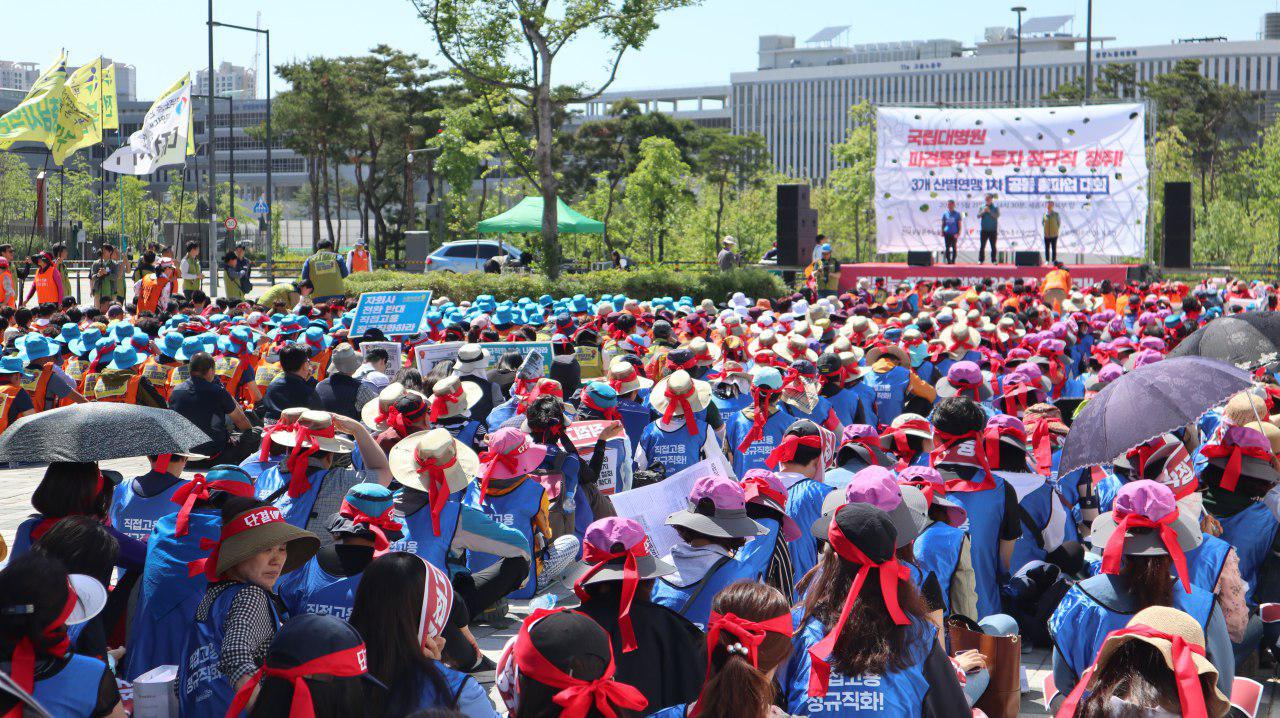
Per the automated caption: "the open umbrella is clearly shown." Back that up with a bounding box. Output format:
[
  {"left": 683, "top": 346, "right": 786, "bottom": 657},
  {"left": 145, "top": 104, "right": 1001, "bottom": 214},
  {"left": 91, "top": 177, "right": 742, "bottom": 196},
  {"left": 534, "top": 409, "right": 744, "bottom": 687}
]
[
  {"left": 1167, "top": 311, "right": 1280, "bottom": 370},
  {"left": 1057, "top": 356, "right": 1254, "bottom": 476},
  {"left": 0, "top": 403, "right": 210, "bottom": 464}
]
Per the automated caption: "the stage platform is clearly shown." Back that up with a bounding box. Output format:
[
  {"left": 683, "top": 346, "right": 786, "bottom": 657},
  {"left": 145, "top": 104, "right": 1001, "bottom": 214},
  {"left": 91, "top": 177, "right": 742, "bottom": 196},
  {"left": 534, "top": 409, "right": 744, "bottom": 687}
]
[{"left": 838, "top": 262, "right": 1134, "bottom": 290}]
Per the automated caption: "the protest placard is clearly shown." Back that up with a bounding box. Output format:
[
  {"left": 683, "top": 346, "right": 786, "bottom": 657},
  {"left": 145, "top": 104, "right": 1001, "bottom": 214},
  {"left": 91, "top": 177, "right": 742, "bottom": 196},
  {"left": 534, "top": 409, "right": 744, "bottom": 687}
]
[
  {"left": 479, "top": 341, "right": 553, "bottom": 373},
  {"left": 608, "top": 459, "right": 729, "bottom": 557},
  {"left": 414, "top": 341, "right": 463, "bottom": 374},
  {"left": 359, "top": 341, "right": 402, "bottom": 371},
  {"left": 565, "top": 420, "right": 633, "bottom": 494},
  {"left": 349, "top": 290, "right": 434, "bottom": 337},
  {"left": 577, "top": 346, "right": 603, "bottom": 379}
]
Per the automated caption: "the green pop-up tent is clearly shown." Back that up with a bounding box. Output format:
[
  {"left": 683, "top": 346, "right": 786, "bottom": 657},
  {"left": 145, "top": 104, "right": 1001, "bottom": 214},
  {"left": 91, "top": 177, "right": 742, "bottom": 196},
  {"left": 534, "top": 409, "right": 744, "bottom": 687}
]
[{"left": 476, "top": 196, "right": 604, "bottom": 234}]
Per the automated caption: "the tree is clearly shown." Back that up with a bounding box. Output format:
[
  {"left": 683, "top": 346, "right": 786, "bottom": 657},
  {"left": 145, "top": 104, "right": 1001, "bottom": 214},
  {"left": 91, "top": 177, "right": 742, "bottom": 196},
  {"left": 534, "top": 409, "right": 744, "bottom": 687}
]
[
  {"left": 0, "top": 151, "right": 34, "bottom": 248},
  {"left": 1042, "top": 63, "right": 1138, "bottom": 102},
  {"left": 414, "top": 0, "right": 701, "bottom": 278},
  {"left": 822, "top": 102, "right": 876, "bottom": 261},
  {"left": 696, "top": 129, "right": 769, "bottom": 251},
  {"left": 1144, "top": 58, "right": 1257, "bottom": 212},
  {"left": 624, "top": 136, "right": 691, "bottom": 263}
]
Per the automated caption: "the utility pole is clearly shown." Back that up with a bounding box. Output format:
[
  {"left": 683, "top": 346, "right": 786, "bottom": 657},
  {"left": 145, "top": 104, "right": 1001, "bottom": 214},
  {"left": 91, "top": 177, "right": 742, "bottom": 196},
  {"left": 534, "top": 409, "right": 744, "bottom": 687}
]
[
  {"left": 1084, "top": 0, "right": 1095, "bottom": 102},
  {"left": 206, "top": 0, "right": 220, "bottom": 297},
  {"left": 1012, "top": 7, "right": 1027, "bottom": 107}
]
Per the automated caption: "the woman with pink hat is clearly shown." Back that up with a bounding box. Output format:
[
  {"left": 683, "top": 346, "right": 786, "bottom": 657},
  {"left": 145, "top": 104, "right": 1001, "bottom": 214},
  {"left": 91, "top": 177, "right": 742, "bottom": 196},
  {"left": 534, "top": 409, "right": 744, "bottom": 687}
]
[
  {"left": 899, "top": 466, "right": 975, "bottom": 619},
  {"left": 735, "top": 468, "right": 802, "bottom": 601},
  {"left": 573, "top": 517, "right": 704, "bottom": 713},
  {"left": 651, "top": 475, "right": 767, "bottom": 628}
]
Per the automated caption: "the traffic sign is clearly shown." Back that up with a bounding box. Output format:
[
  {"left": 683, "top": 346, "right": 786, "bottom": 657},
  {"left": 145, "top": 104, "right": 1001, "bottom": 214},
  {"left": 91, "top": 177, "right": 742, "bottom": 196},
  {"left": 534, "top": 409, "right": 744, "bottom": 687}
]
[
  {"left": 253, "top": 199, "right": 269, "bottom": 215},
  {"left": 224, "top": 217, "right": 238, "bottom": 231}
]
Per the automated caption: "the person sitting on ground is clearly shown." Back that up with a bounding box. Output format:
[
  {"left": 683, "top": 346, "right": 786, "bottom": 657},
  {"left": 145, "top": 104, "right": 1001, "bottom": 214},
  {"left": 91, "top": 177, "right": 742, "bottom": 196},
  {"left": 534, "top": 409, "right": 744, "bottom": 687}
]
[
  {"left": 315, "top": 344, "right": 378, "bottom": 420},
  {"left": 261, "top": 343, "right": 323, "bottom": 422}
]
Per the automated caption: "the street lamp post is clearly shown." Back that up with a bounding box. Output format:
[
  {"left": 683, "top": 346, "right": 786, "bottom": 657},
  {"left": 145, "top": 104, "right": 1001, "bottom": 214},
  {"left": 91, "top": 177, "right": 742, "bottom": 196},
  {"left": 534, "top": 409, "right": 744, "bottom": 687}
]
[
  {"left": 206, "top": 0, "right": 218, "bottom": 297},
  {"left": 1012, "top": 6, "right": 1027, "bottom": 107},
  {"left": 1084, "top": 0, "right": 1095, "bottom": 102}
]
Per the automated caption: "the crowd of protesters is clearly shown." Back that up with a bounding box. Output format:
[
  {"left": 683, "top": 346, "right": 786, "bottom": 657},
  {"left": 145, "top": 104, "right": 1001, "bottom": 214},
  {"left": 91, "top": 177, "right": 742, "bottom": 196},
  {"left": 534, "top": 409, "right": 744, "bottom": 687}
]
[{"left": 1, "top": 248, "right": 1278, "bottom": 717}]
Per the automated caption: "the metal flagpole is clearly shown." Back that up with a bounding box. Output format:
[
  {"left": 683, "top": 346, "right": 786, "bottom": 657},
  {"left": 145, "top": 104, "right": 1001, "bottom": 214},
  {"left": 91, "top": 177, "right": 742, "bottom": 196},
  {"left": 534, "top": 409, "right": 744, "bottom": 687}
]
[{"left": 207, "top": 0, "right": 220, "bottom": 297}]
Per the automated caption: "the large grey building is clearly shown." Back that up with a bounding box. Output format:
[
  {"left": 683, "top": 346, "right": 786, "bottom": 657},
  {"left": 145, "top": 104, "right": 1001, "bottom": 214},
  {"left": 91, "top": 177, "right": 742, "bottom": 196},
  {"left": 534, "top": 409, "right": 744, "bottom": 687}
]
[{"left": 582, "top": 12, "right": 1280, "bottom": 181}]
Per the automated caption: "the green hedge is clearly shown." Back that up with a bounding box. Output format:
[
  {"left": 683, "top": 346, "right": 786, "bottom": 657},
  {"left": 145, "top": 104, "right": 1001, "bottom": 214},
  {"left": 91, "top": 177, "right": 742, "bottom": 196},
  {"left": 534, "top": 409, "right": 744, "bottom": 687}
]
[{"left": 344, "top": 268, "right": 788, "bottom": 304}]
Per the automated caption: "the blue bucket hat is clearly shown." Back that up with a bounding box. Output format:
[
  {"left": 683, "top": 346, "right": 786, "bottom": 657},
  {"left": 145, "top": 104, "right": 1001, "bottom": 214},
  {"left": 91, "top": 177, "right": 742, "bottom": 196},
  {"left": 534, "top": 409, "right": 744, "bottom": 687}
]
[
  {"left": 106, "top": 345, "right": 144, "bottom": 371},
  {"left": 0, "top": 355, "right": 33, "bottom": 380},
  {"left": 199, "top": 332, "right": 220, "bottom": 355},
  {"left": 219, "top": 326, "right": 255, "bottom": 354},
  {"left": 16, "top": 334, "right": 58, "bottom": 364},
  {"left": 158, "top": 332, "right": 185, "bottom": 359},
  {"left": 88, "top": 337, "right": 116, "bottom": 366},
  {"left": 207, "top": 313, "right": 230, "bottom": 327},
  {"left": 68, "top": 327, "right": 105, "bottom": 358},
  {"left": 268, "top": 315, "right": 307, "bottom": 340},
  {"left": 109, "top": 321, "right": 135, "bottom": 344},
  {"left": 569, "top": 294, "right": 591, "bottom": 314},
  {"left": 538, "top": 294, "right": 554, "bottom": 308},
  {"left": 327, "top": 482, "right": 403, "bottom": 545},
  {"left": 54, "top": 323, "right": 80, "bottom": 345},
  {"left": 301, "top": 325, "right": 333, "bottom": 352},
  {"left": 492, "top": 306, "right": 517, "bottom": 328},
  {"left": 175, "top": 335, "right": 208, "bottom": 362},
  {"left": 583, "top": 381, "right": 618, "bottom": 411},
  {"left": 129, "top": 329, "right": 153, "bottom": 353}
]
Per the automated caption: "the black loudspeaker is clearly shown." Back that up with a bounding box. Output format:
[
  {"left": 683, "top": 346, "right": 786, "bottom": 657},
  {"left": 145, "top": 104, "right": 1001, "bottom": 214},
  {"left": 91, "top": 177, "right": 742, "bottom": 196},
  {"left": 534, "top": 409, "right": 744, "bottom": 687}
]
[
  {"left": 776, "top": 184, "right": 817, "bottom": 269},
  {"left": 1014, "top": 251, "right": 1042, "bottom": 267},
  {"left": 1163, "top": 182, "right": 1193, "bottom": 268},
  {"left": 907, "top": 251, "right": 933, "bottom": 267},
  {"left": 1127, "top": 263, "right": 1153, "bottom": 283}
]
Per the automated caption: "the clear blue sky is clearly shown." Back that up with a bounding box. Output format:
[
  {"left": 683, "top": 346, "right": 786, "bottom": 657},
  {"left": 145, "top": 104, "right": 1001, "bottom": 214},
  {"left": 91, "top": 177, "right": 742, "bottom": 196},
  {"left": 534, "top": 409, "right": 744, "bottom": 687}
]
[{"left": 2, "top": 0, "right": 1275, "bottom": 100}]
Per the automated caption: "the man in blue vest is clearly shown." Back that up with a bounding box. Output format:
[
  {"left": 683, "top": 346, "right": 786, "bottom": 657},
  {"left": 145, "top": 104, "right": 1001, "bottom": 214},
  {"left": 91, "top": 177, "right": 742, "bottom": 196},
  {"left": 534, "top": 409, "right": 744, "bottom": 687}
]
[
  {"left": 931, "top": 396, "right": 1023, "bottom": 619},
  {"left": 862, "top": 343, "right": 935, "bottom": 428}
]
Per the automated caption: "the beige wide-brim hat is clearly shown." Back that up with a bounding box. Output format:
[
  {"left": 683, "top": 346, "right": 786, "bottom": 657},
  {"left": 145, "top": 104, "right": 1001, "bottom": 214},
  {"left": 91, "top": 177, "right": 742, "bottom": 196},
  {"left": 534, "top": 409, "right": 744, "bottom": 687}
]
[
  {"left": 388, "top": 427, "right": 480, "bottom": 494},
  {"left": 1090, "top": 606, "right": 1230, "bottom": 718},
  {"left": 865, "top": 344, "right": 911, "bottom": 366},
  {"left": 747, "top": 330, "right": 779, "bottom": 357},
  {"left": 362, "top": 382, "right": 407, "bottom": 429},
  {"left": 271, "top": 410, "right": 356, "bottom": 454},
  {"left": 213, "top": 508, "right": 320, "bottom": 580},
  {"left": 774, "top": 336, "right": 818, "bottom": 363},
  {"left": 607, "top": 359, "right": 653, "bottom": 395},
  {"left": 429, "top": 375, "right": 483, "bottom": 420},
  {"left": 650, "top": 370, "right": 712, "bottom": 416},
  {"left": 688, "top": 337, "right": 722, "bottom": 366}
]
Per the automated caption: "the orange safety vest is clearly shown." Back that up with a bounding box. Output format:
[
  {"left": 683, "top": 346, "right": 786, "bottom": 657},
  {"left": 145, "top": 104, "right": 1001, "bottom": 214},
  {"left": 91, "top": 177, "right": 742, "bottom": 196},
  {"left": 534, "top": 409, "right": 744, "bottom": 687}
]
[
  {"left": 309, "top": 348, "right": 332, "bottom": 383},
  {"left": 21, "top": 363, "right": 53, "bottom": 412},
  {"left": 33, "top": 267, "right": 59, "bottom": 305},
  {"left": 137, "top": 275, "right": 163, "bottom": 313},
  {"left": 0, "top": 384, "right": 22, "bottom": 432},
  {"left": 216, "top": 354, "right": 258, "bottom": 405},
  {"left": 93, "top": 374, "right": 141, "bottom": 404},
  {"left": 0, "top": 268, "right": 15, "bottom": 308},
  {"left": 1042, "top": 269, "right": 1072, "bottom": 294},
  {"left": 141, "top": 357, "right": 175, "bottom": 401},
  {"left": 167, "top": 364, "right": 192, "bottom": 396},
  {"left": 349, "top": 249, "right": 371, "bottom": 272}
]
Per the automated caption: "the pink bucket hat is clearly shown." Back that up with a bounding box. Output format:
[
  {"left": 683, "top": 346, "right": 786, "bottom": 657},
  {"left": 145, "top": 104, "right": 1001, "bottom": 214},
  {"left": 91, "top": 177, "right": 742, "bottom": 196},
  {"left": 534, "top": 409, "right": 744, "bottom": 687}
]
[
  {"left": 666, "top": 475, "right": 767, "bottom": 540},
  {"left": 897, "top": 466, "right": 967, "bottom": 527},
  {"left": 740, "top": 468, "right": 801, "bottom": 541},
  {"left": 818, "top": 466, "right": 924, "bottom": 546},
  {"left": 478, "top": 427, "right": 548, "bottom": 482}
]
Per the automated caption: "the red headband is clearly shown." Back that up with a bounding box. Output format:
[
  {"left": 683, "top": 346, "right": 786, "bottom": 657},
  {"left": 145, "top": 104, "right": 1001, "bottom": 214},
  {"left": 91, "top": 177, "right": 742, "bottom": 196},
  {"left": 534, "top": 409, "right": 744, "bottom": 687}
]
[
  {"left": 741, "top": 475, "right": 787, "bottom": 508},
  {"left": 737, "top": 386, "right": 782, "bottom": 453},
  {"left": 285, "top": 424, "right": 337, "bottom": 499},
  {"left": 227, "top": 643, "right": 370, "bottom": 718},
  {"left": 4, "top": 579, "right": 76, "bottom": 718},
  {"left": 513, "top": 609, "right": 648, "bottom": 718},
  {"left": 1057, "top": 625, "right": 1209, "bottom": 718},
  {"left": 338, "top": 499, "right": 402, "bottom": 551},
  {"left": 699, "top": 610, "right": 793, "bottom": 705},
  {"left": 413, "top": 452, "right": 457, "bottom": 537},
  {"left": 259, "top": 416, "right": 299, "bottom": 462},
  {"left": 808, "top": 517, "right": 911, "bottom": 697},
  {"left": 930, "top": 429, "right": 995, "bottom": 490},
  {"left": 170, "top": 473, "right": 255, "bottom": 537},
  {"left": 881, "top": 419, "right": 932, "bottom": 469},
  {"left": 572, "top": 541, "right": 650, "bottom": 653},
  {"left": 581, "top": 391, "right": 621, "bottom": 421},
  {"left": 1199, "top": 442, "right": 1274, "bottom": 492},
  {"left": 765, "top": 434, "right": 823, "bottom": 469},
  {"left": 1023, "top": 415, "right": 1060, "bottom": 477},
  {"left": 188, "top": 506, "right": 286, "bottom": 580},
  {"left": 662, "top": 384, "right": 700, "bottom": 436},
  {"left": 1100, "top": 505, "right": 1191, "bottom": 594}
]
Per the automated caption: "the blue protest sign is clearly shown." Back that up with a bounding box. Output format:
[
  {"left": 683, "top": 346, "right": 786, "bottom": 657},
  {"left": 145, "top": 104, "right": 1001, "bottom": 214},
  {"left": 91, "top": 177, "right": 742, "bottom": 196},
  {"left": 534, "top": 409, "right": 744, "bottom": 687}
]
[{"left": 349, "top": 290, "right": 434, "bottom": 337}]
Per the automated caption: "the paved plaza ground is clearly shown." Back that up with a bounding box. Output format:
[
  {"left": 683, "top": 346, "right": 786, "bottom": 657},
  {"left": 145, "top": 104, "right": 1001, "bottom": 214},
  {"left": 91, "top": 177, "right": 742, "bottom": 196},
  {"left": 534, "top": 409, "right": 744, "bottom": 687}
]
[{"left": 2, "top": 458, "right": 1278, "bottom": 716}]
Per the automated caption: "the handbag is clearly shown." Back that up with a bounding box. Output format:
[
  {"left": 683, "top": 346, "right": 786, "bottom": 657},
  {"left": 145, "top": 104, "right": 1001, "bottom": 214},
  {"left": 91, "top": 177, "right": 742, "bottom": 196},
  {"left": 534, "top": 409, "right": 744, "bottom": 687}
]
[{"left": 948, "top": 618, "right": 1022, "bottom": 718}]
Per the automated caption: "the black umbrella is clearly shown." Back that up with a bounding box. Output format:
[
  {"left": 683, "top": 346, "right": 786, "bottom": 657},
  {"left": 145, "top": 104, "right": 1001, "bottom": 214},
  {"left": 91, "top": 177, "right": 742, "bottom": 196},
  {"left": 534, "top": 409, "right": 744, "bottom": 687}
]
[
  {"left": 0, "top": 403, "right": 210, "bottom": 464},
  {"left": 1058, "top": 356, "right": 1254, "bottom": 476},
  {"left": 1167, "top": 311, "right": 1280, "bottom": 370}
]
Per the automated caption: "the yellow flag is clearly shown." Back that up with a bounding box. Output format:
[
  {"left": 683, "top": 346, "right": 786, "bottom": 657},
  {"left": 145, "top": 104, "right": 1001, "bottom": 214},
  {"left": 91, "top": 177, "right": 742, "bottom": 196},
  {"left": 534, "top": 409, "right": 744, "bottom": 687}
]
[
  {"left": 51, "top": 58, "right": 103, "bottom": 164},
  {"left": 101, "top": 63, "right": 119, "bottom": 130},
  {"left": 0, "top": 52, "right": 68, "bottom": 150}
]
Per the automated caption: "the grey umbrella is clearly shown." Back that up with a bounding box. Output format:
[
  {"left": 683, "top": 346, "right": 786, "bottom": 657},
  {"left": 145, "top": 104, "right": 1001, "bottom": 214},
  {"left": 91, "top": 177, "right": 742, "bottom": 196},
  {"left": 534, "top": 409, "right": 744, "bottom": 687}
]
[
  {"left": 1058, "top": 356, "right": 1254, "bottom": 476},
  {"left": 1167, "top": 311, "right": 1280, "bottom": 370},
  {"left": 0, "top": 403, "right": 211, "bottom": 464}
]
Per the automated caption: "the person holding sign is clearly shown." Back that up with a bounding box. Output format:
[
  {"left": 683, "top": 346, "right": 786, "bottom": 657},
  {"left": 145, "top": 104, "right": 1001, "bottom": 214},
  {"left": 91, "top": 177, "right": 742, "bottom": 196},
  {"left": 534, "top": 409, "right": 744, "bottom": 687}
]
[{"left": 638, "top": 370, "right": 727, "bottom": 477}]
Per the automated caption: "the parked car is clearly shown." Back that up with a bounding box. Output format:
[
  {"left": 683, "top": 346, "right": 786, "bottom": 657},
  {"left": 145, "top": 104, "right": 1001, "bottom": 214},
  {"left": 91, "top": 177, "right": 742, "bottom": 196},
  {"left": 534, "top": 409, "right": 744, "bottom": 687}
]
[{"left": 424, "top": 239, "right": 524, "bottom": 273}]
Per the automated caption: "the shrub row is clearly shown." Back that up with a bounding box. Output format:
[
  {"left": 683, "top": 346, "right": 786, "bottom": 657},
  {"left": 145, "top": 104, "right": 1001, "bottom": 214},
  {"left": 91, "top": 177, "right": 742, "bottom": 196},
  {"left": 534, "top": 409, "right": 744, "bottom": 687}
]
[{"left": 344, "top": 267, "right": 788, "bottom": 304}]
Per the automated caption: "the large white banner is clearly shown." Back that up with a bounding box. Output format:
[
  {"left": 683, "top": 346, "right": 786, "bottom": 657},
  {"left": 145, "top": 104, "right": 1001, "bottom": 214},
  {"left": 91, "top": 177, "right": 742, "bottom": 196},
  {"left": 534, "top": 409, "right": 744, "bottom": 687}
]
[
  {"left": 874, "top": 104, "right": 1148, "bottom": 257},
  {"left": 103, "top": 76, "right": 191, "bottom": 175}
]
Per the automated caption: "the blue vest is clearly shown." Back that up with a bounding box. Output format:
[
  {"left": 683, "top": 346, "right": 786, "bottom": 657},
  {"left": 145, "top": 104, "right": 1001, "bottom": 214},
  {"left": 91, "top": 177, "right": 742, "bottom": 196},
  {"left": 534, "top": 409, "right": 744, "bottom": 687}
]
[
  {"left": 465, "top": 479, "right": 544, "bottom": 599},
  {"left": 639, "top": 419, "right": 708, "bottom": 475},
  {"left": 824, "top": 387, "right": 859, "bottom": 427},
  {"left": 32, "top": 653, "right": 106, "bottom": 717},
  {"left": 442, "top": 419, "right": 482, "bottom": 450},
  {"left": 1186, "top": 534, "right": 1233, "bottom": 593},
  {"left": 1009, "top": 477, "right": 1056, "bottom": 575},
  {"left": 1047, "top": 574, "right": 1215, "bottom": 685},
  {"left": 10, "top": 516, "right": 38, "bottom": 558},
  {"left": 389, "top": 489, "right": 464, "bottom": 572},
  {"left": 944, "top": 465, "right": 1007, "bottom": 618},
  {"left": 275, "top": 557, "right": 363, "bottom": 620},
  {"left": 787, "top": 477, "right": 835, "bottom": 582},
  {"left": 486, "top": 396, "right": 519, "bottom": 432},
  {"left": 259, "top": 465, "right": 328, "bottom": 528},
  {"left": 737, "top": 516, "right": 782, "bottom": 583},
  {"left": 416, "top": 661, "right": 472, "bottom": 710},
  {"left": 785, "top": 395, "right": 835, "bottom": 428},
  {"left": 862, "top": 366, "right": 911, "bottom": 426},
  {"left": 711, "top": 392, "right": 750, "bottom": 421},
  {"left": 124, "top": 509, "right": 220, "bottom": 681},
  {"left": 1094, "top": 470, "right": 1124, "bottom": 513},
  {"left": 1217, "top": 501, "right": 1280, "bottom": 600},
  {"left": 617, "top": 398, "right": 652, "bottom": 450},
  {"left": 179, "top": 583, "right": 284, "bottom": 718},
  {"left": 914, "top": 521, "right": 966, "bottom": 615},
  {"left": 108, "top": 473, "right": 183, "bottom": 542},
  {"left": 725, "top": 408, "right": 794, "bottom": 477},
  {"left": 650, "top": 555, "right": 760, "bottom": 629},
  {"left": 787, "top": 617, "right": 935, "bottom": 716},
  {"left": 934, "top": 351, "right": 983, "bottom": 381}
]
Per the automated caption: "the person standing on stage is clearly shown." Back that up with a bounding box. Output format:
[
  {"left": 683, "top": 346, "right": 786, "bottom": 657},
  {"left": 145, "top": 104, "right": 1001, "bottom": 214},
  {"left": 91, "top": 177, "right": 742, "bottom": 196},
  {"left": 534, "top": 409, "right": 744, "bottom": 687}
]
[
  {"left": 940, "top": 201, "right": 961, "bottom": 265},
  {"left": 1042, "top": 200, "right": 1060, "bottom": 264},
  {"left": 977, "top": 194, "right": 999, "bottom": 264}
]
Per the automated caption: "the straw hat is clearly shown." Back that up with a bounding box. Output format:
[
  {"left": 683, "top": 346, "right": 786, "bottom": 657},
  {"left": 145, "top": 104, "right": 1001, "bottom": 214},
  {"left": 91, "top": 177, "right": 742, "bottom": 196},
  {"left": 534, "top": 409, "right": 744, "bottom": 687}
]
[
  {"left": 774, "top": 334, "right": 818, "bottom": 363},
  {"left": 209, "top": 504, "right": 320, "bottom": 579},
  {"left": 650, "top": 370, "right": 711, "bottom": 417},
  {"left": 428, "top": 375, "right": 482, "bottom": 421},
  {"left": 865, "top": 343, "right": 910, "bottom": 366},
  {"left": 270, "top": 410, "right": 356, "bottom": 454},
  {"left": 362, "top": 382, "right": 407, "bottom": 429},
  {"left": 607, "top": 358, "right": 652, "bottom": 395},
  {"left": 1089, "top": 606, "right": 1230, "bottom": 718},
  {"left": 388, "top": 427, "right": 480, "bottom": 494}
]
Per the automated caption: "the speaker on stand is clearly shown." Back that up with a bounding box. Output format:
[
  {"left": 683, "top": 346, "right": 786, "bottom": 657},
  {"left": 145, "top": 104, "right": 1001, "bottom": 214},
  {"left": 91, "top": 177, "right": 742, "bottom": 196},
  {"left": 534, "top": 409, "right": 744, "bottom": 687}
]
[
  {"left": 776, "top": 184, "right": 817, "bottom": 285},
  {"left": 1162, "top": 182, "right": 1193, "bottom": 269}
]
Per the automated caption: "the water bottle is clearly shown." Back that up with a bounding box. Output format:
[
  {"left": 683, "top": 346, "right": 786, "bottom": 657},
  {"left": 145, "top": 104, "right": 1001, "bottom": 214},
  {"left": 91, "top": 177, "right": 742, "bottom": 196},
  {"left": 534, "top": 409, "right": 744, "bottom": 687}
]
[{"left": 528, "top": 593, "right": 559, "bottom": 610}]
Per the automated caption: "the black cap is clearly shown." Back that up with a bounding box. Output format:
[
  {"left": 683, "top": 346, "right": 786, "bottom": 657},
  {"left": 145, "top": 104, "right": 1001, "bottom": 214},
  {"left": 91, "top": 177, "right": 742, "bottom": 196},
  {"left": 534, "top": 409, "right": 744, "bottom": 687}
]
[
  {"left": 652, "top": 320, "right": 673, "bottom": 340},
  {"left": 667, "top": 348, "right": 695, "bottom": 366},
  {"left": 816, "top": 352, "right": 843, "bottom": 375},
  {"left": 527, "top": 610, "right": 613, "bottom": 679},
  {"left": 814, "top": 503, "right": 897, "bottom": 564},
  {"left": 266, "top": 614, "right": 385, "bottom": 689},
  {"left": 614, "top": 313, "right": 637, "bottom": 332},
  {"left": 791, "top": 359, "right": 818, "bottom": 376}
]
